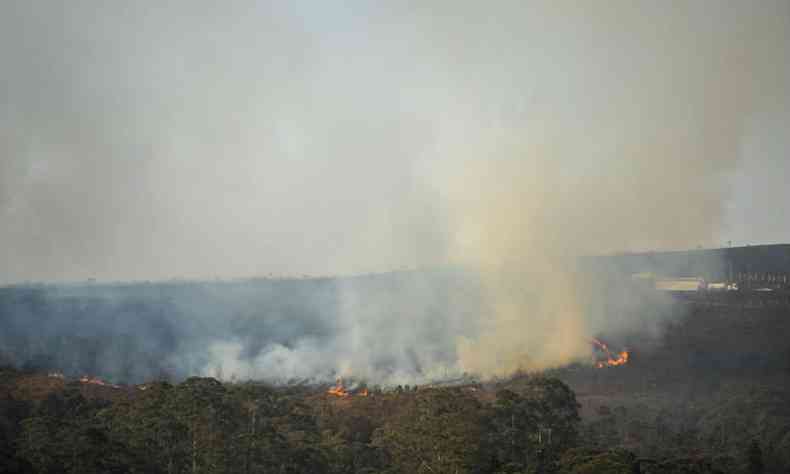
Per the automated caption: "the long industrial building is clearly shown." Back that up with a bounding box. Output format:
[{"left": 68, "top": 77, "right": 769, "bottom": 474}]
[{"left": 581, "top": 244, "right": 790, "bottom": 290}]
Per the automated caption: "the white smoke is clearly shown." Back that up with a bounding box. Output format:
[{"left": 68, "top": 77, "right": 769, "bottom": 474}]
[{"left": 1, "top": 1, "right": 789, "bottom": 383}]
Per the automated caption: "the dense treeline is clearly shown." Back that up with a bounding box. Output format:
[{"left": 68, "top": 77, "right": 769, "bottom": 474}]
[
  {"left": 1, "top": 369, "right": 582, "bottom": 474},
  {"left": 2, "top": 367, "right": 781, "bottom": 474}
]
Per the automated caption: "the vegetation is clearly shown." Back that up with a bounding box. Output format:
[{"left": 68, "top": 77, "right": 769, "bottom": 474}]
[
  {"left": 2, "top": 283, "right": 790, "bottom": 473},
  {"left": 0, "top": 370, "right": 584, "bottom": 474},
  {"left": 2, "top": 364, "right": 788, "bottom": 474}
]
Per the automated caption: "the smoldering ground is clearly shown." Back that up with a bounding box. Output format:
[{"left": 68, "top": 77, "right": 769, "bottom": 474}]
[{"left": 1, "top": 2, "right": 789, "bottom": 383}]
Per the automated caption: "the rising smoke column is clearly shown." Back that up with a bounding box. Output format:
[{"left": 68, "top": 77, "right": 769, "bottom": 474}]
[
  {"left": 1, "top": 1, "right": 789, "bottom": 383},
  {"left": 417, "top": 1, "right": 789, "bottom": 376}
]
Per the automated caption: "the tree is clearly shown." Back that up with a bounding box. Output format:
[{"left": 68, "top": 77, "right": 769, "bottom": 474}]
[
  {"left": 104, "top": 381, "right": 188, "bottom": 474},
  {"left": 372, "top": 388, "right": 486, "bottom": 474},
  {"left": 17, "top": 388, "right": 135, "bottom": 474},
  {"left": 489, "top": 377, "right": 581, "bottom": 473},
  {"left": 0, "top": 388, "right": 32, "bottom": 474},
  {"left": 17, "top": 417, "right": 55, "bottom": 474},
  {"left": 168, "top": 377, "right": 232, "bottom": 474},
  {"left": 224, "top": 383, "right": 295, "bottom": 474}
]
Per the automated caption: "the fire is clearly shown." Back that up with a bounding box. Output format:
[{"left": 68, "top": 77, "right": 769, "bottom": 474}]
[
  {"left": 591, "top": 338, "right": 630, "bottom": 368},
  {"left": 326, "top": 378, "right": 369, "bottom": 397},
  {"left": 79, "top": 375, "right": 119, "bottom": 389},
  {"left": 327, "top": 379, "right": 350, "bottom": 397}
]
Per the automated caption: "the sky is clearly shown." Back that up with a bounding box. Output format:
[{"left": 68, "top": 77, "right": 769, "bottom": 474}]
[{"left": 1, "top": 0, "right": 789, "bottom": 285}]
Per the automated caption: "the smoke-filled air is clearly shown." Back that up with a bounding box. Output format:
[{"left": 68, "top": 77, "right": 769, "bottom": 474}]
[{"left": 1, "top": 1, "right": 789, "bottom": 384}]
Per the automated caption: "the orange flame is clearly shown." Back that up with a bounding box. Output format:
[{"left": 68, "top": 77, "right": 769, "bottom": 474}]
[
  {"left": 327, "top": 379, "right": 350, "bottom": 397},
  {"left": 79, "top": 375, "right": 119, "bottom": 389},
  {"left": 326, "top": 379, "right": 369, "bottom": 397},
  {"left": 591, "top": 338, "right": 630, "bottom": 368}
]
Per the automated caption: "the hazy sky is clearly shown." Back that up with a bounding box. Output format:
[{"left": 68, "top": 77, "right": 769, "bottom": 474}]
[{"left": 1, "top": 1, "right": 788, "bottom": 284}]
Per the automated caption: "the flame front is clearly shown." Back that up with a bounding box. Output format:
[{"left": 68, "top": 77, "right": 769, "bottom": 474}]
[
  {"left": 79, "top": 375, "right": 119, "bottom": 388},
  {"left": 591, "top": 338, "right": 630, "bottom": 368},
  {"left": 327, "top": 379, "right": 349, "bottom": 397},
  {"left": 326, "top": 379, "right": 370, "bottom": 397}
]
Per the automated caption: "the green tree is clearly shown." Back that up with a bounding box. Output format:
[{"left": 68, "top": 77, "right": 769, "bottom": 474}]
[
  {"left": 17, "top": 388, "right": 134, "bottom": 474},
  {"left": 224, "top": 383, "right": 294, "bottom": 474},
  {"left": 372, "top": 388, "right": 486, "bottom": 474},
  {"left": 168, "top": 377, "right": 232, "bottom": 474},
  {"left": 104, "top": 381, "right": 188, "bottom": 474},
  {"left": 489, "top": 377, "right": 581, "bottom": 473},
  {"left": 17, "top": 417, "right": 55, "bottom": 474}
]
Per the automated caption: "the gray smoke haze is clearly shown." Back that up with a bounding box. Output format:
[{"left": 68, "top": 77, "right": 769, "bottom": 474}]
[
  {"left": 0, "top": 273, "right": 486, "bottom": 385},
  {"left": 1, "top": 1, "right": 789, "bottom": 382}
]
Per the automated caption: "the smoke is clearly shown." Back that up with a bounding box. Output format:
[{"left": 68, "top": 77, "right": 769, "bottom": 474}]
[
  {"left": 415, "top": 0, "right": 790, "bottom": 374},
  {"left": 0, "top": 1, "right": 448, "bottom": 283},
  {"left": 0, "top": 273, "right": 484, "bottom": 385},
  {"left": 202, "top": 270, "right": 484, "bottom": 385},
  {"left": 1, "top": 1, "right": 789, "bottom": 383}
]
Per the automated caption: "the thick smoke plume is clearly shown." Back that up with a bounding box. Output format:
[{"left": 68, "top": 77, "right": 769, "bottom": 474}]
[
  {"left": 1, "top": 1, "right": 789, "bottom": 383},
  {"left": 424, "top": 1, "right": 789, "bottom": 374},
  {"left": 0, "top": 273, "right": 484, "bottom": 385}
]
